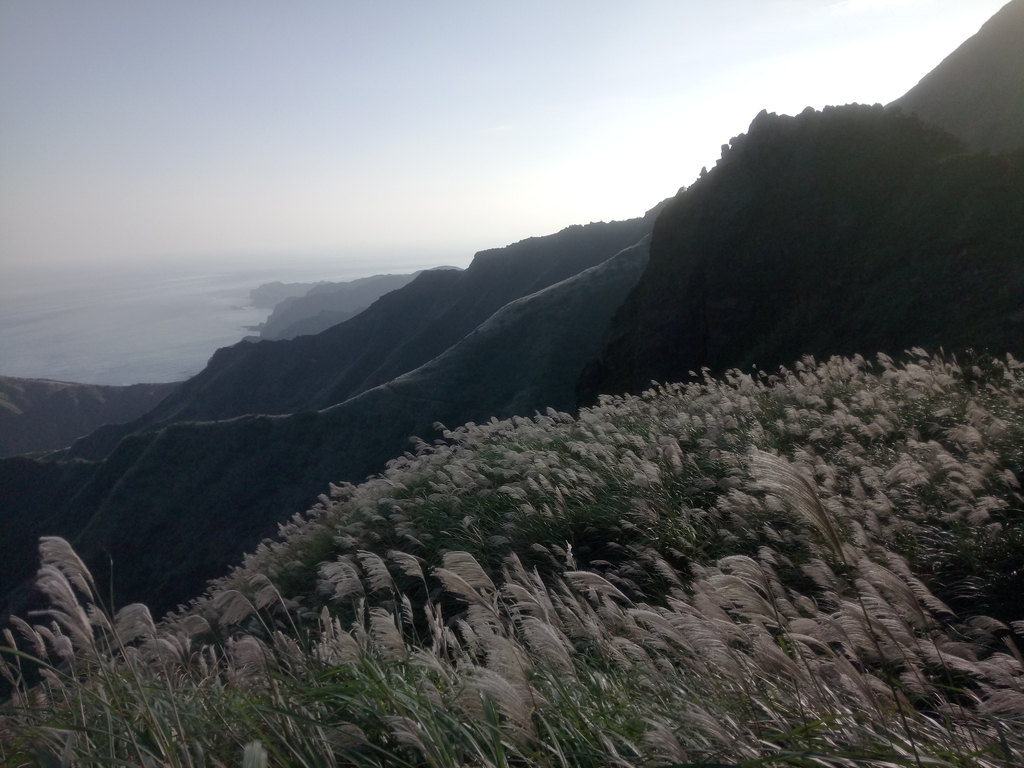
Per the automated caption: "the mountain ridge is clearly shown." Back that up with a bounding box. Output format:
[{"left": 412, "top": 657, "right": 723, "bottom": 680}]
[
  {"left": 66, "top": 211, "right": 664, "bottom": 464},
  {"left": 259, "top": 271, "right": 427, "bottom": 340},
  {"left": 578, "top": 104, "right": 1024, "bottom": 402},
  {"left": 889, "top": 0, "right": 1024, "bottom": 153},
  {"left": 0, "top": 377, "right": 178, "bottom": 458}
]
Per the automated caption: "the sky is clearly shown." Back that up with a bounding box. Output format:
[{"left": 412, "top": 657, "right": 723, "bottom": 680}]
[{"left": 0, "top": 0, "right": 1009, "bottom": 276}]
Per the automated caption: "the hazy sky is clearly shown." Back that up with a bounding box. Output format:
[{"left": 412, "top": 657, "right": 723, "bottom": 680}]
[{"left": 0, "top": 0, "right": 1008, "bottom": 273}]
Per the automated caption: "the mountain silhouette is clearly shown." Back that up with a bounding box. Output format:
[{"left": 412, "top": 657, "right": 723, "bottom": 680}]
[
  {"left": 890, "top": 0, "right": 1024, "bottom": 153},
  {"left": 249, "top": 280, "right": 324, "bottom": 309},
  {"left": 259, "top": 271, "right": 428, "bottom": 340},
  {"left": 578, "top": 104, "right": 1024, "bottom": 403}
]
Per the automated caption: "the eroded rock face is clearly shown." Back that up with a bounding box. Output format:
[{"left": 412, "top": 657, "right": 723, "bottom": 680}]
[
  {"left": 890, "top": 0, "right": 1024, "bottom": 154},
  {"left": 579, "top": 104, "right": 1024, "bottom": 403}
]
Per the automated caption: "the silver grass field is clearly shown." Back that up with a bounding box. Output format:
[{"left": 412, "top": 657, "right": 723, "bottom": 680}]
[{"left": 3, "top": 350, "right": 1024, "bottom": 767}]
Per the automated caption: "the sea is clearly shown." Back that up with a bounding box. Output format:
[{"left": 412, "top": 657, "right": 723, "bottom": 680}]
[{"left": 0, "top": 257, "right": 447, "bottom": 386}]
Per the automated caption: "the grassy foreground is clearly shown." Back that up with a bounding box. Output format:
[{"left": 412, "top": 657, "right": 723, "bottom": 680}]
[{"left": 3, "top": 351, "right": 1024, "bottom": 766}]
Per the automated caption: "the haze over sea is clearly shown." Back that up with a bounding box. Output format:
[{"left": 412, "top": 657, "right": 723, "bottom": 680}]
[{"left": 0, "top": 255, "right": 452, "bottom": 386}]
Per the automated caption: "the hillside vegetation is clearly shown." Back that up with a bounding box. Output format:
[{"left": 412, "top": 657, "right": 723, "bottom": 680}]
[{"left": 4, "top": 351, "right": 1024, "bottom": 766}]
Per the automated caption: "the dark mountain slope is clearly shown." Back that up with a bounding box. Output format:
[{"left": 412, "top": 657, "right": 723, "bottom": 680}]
[
  {"left": 0, "top": 377, "right": 177, "bottom": 458},
  {"left": 375, "top": 238, "right": 650, "bottom": 422},
  {"left": 1, "top": 240, "right": 650, "bottom": 619},
  {"left": 70, "top": 211, "right": 662, "bottom": 462},
  {"left": 579, "top": 104, "right": 1024, "bottom": 402},
  {"left": 890, "top": 0, "right": 1024, "bottom": 154}
]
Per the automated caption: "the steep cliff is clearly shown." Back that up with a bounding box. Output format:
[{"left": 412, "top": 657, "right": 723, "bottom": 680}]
[{"left": 579, "top": 104, "right": 1024, "bottom": 402}]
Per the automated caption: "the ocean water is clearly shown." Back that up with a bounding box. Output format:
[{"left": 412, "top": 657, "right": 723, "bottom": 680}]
[{"left": 0, "top": 260, "right": 427, "bottom": 386}]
